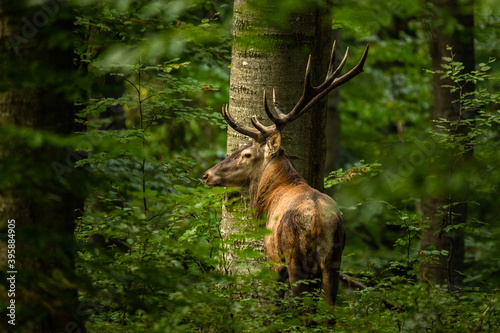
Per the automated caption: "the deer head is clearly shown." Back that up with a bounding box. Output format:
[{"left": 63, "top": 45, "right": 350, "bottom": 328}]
[{"left": 203, "top": 41, "right": 369, "bottom": 188}]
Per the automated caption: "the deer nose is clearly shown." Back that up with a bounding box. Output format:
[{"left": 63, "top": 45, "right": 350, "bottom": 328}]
[{"left": 202, "top": 172, "right": 210, "bottom": 184}]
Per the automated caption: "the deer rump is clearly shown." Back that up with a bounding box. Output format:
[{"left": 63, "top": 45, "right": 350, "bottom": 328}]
[
  {"left": 267, "top": 200, "right": 345, "bottom": 304},
  {"left": 256, "top": 154, "right": 345, "bottom": 304}
]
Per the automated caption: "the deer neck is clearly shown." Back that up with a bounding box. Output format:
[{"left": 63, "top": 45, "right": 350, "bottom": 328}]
[{"left": 249, "top": 150, "right": 305, "bottom": 219}]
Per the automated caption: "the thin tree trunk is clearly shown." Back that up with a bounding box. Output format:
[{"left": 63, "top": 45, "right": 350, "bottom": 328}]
[
  {"left": 420, "top": 0, "right": 474, "bottom": 288},
  {"left": 0, "top": 2, "right": 86, "bottom": 331}
]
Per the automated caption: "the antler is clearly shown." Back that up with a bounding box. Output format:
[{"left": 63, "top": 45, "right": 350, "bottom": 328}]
[
  {"left": 224, "top": 41, "right": 370, "bottom": 143},
  {"left": 222, "top": 105, "right": 260, "bottom": 140}
]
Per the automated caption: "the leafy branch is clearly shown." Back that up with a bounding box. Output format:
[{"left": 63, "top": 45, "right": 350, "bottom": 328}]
[{"left": 324, "top": 161, "right": 381, "bottom": 189}]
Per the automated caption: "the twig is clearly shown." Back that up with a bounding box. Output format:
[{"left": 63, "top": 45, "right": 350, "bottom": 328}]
[
  {"left": 339, "top": 272, "right": 368, "bottom": 290},
  {"left": 340, "top": 272, "right": 405, "bottom": 312}
]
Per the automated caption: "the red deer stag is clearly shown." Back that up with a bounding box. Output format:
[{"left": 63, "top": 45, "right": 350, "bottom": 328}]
[{"left": 203, "top": 41, "right": 369, "bottom": 308}]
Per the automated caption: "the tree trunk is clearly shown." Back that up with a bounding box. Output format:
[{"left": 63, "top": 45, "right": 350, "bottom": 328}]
[
  {"left": 420, "top": 0, "right": 474, "bottom": 289},
  {"left": 0, "top": 1, "right": 86, "bottom": 332},
  {"left": 221, "top": 0, "right": 331, "bottom": 272}
]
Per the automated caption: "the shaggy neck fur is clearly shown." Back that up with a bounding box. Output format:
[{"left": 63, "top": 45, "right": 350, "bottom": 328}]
[{"left": 249, "top": 149, "right": 306, "bottom": 219}]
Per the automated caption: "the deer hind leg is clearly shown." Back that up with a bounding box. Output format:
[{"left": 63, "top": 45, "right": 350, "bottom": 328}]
[
  {"left": 323, "top": 218, "right": 346, "bottom": 307},
  {"left": 321, "top": 252, "right": 342, "bottom": 326},
  {"left": 322, "top": 266, "right": 340, "bottom": 306},
  {"left": 286, "top": 259, "right": 323, "bottom": 327},
  {"left": 286, "top": 255, "right": 321, "bottom": 298},
  {"left": 273, "top": 264, "right": 289, "bottom": 299}
]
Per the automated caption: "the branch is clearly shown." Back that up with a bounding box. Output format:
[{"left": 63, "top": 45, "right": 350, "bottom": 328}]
[
  {"left": 340, "top": 272, "right": 405, "bottom": 312},
  {"left": 340, "top": 272, "right": 368, "bottom": 290}
]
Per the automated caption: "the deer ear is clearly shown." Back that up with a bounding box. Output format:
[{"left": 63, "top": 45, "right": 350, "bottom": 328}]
[{"left": 265, "top": 132, "right": 281, "bottom": 157}]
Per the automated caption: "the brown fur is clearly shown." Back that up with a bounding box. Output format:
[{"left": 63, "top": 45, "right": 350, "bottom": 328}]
[
  {"left": 250, "top": 150, "right": 345, "bottom": 306},
  {"left": 251, "top": 149, "right": 305, "bottom": 219},
  {"left": 203, "top": 140, "right": 345, "bottom": 307},
  {"left": 311, "top": 214, "right": 324, "bottom": 238}
]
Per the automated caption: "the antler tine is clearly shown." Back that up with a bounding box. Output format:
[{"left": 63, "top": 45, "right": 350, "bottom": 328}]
[
  {"left": 280, "top": 43, "right": 370, "bottom": 128},
  {"left": 251, "top": 115, "right": 276, "bottom": 136},
  {"left": 318, "top": 43, "right": 369, "bottom": 98},
  {"left": 320, "top": 46, "right": 349, "bottom": 91},
  {"left": 303, "top": 44, "right": 369, "bottom": 115},
  {"left": 275, "top": 54, "right": 316, "bottom": 128},
  {"left": 222, "top": 104, "right": 261, "bottom": 141},
  {"left": 272, "top": 89, "right": 285, "bottom": 117},
  {"left": 263, "top": 90, "right": 279, "bottom": 124},
  {"left": 326, "top": 40, "right": 337, "bottom": 78},
  {"left": 303, "top": 54, "right": 314, "bottom": 95},
  {"left": 263, "top": 89, "right": 286, "bottom": 129}
]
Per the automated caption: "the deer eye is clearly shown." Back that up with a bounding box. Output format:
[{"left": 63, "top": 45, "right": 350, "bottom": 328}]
[{"left": 243, "top": 152, "right": 252, "bottom": 158}]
